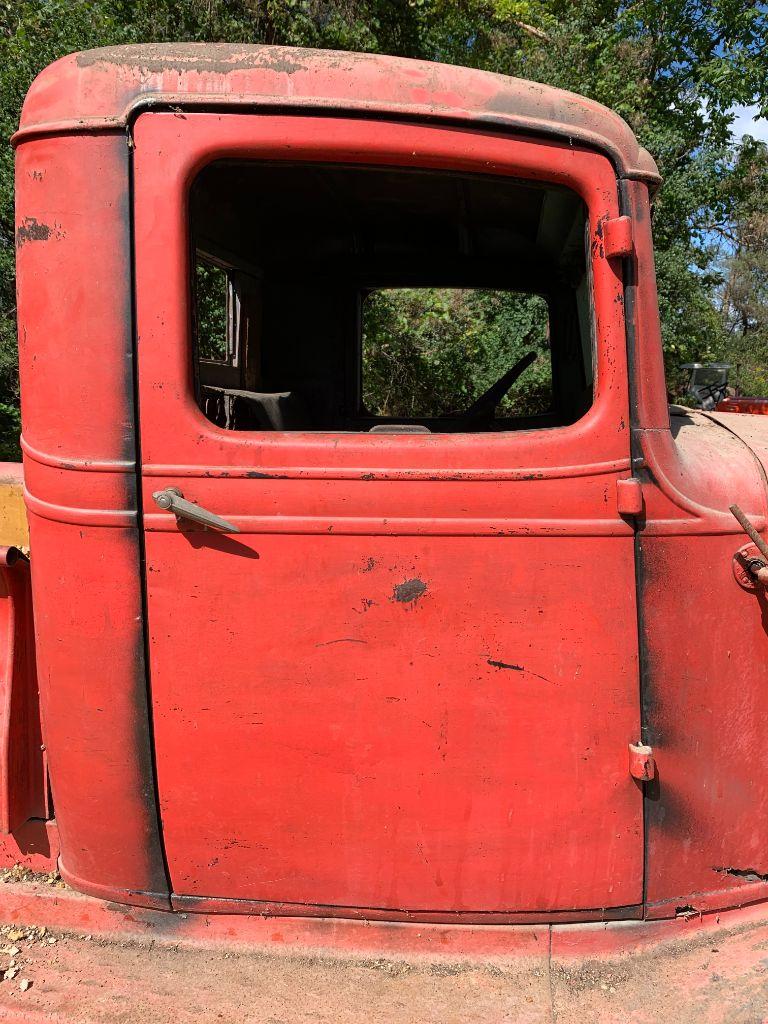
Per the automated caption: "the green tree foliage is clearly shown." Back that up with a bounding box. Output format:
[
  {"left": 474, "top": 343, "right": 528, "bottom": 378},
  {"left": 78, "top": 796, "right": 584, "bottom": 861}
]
[
  {"left": 421, "top": 1, "right": 768, "bottom": 382},
  {"left": 709, "top": 139, "right": 768, "bottom": 397},
  {"left": 362, "top": 289, "right": 551, "bottom": 418},
  {"left": 194, "top": 259, "right": 229, "bottom": 361},
  {"left": 1, "top": 0, "right": 767, "bottom": 456}
]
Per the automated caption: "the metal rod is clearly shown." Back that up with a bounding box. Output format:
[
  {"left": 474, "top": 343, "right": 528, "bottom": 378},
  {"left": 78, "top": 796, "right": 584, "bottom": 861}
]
[{"left": 729, "top": 504, "right": 768, "bottom": 562}]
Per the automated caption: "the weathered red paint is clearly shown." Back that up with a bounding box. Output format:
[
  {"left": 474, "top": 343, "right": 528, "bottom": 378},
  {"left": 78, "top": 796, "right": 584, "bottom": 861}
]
[
  {"left": 133, "top": 111, "right": 641, "bottom": 917},
  {"left": 14, "top": 44, "right": 660, "bottom": 187},
  {"left": 5, "top": 40, "right": 768, "bottom": 981},
  {"left": 14, "top": 132, "right": 167, "bottom": 906},
  {"left": 0, "top": 874, "right": 763, "bottom": 958}
]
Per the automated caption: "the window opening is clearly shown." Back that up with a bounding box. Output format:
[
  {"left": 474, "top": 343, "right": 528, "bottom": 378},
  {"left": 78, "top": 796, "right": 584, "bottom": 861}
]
[{"left": 189, "top": 162, "right": 593, "bottom": 433}]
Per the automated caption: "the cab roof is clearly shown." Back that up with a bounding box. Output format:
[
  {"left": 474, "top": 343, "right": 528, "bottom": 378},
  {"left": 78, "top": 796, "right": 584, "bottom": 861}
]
[{"left": 15, "top": 43, "right": 659, "bottom": 187}]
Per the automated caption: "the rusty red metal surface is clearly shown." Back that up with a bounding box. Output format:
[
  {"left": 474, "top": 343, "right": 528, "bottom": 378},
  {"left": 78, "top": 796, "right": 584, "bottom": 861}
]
[
  {"left": 7, "top": 46, "right": 768, "bottom": 1007},
  {"left": 602, "top": 213, "right": 634, "bottom": 259},
  {"left": 628, "top": 743, "right": 655, "bottom": 782}
]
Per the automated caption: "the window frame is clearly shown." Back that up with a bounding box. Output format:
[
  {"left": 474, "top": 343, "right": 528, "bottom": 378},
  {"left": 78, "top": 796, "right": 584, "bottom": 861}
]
[
  {"left": 193, "top": 251, "right": 238, "bottom": 370},
  {"left": 187, "top": 159, "right": 595, "bottom": 434},
  {"left": 133, "top": 111, "right": 631, "bottom": 477},
  {"left": 191, "top": 242, "right": 262, "bottom": 400}
]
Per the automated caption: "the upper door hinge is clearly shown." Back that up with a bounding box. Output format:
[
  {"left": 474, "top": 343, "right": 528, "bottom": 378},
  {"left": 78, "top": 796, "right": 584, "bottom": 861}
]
[{"left": 603, "top": 216, "right": 633, "bottom": 259}]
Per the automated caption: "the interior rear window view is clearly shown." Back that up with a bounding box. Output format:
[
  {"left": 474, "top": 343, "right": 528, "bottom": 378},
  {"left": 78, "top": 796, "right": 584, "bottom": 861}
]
[{"left": 190, "top": 162, "right": 594, "bottom": 433}]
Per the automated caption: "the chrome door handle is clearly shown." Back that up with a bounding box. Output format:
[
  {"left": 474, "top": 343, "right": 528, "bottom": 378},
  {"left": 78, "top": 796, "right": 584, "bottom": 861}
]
[{"left": 152, "top": 487, "right": 240, "bottom": 534}]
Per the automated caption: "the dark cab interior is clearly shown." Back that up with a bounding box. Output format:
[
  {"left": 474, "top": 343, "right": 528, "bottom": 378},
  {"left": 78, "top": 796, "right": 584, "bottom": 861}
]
[{"left": 190, "top": 161, "right": 594, "bottom": 434}]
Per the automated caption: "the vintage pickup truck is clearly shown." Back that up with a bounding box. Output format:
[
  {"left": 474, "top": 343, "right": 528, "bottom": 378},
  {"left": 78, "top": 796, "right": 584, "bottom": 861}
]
[{"left": 1, "top": 42, "right": 768, "bottom": 1021}]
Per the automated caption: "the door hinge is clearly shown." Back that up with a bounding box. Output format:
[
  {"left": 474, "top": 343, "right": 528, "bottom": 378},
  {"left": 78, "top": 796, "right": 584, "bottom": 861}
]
[
  {"left": 628, "top": 742, "right": 655, "bottom": 782},
  {"left": 603, "top": 216, "right": 633, "bottom": 259},
  {"left": 617, "top": 477, "right": 643, "bottom": 516}
]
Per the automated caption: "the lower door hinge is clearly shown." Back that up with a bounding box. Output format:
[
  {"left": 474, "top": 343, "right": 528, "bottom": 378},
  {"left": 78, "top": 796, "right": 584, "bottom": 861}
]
[
  {"left": 617, "top": 477, "right": 644, "bottom": 516},
  {"left": 628, "top": 742, "right": 655, "bottom": 782}
]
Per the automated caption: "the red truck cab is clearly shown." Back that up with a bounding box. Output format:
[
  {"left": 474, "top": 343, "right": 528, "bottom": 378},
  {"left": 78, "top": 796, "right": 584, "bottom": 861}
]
[{"left": 4, "top": 42, "right": 768, "bottom": 1017}]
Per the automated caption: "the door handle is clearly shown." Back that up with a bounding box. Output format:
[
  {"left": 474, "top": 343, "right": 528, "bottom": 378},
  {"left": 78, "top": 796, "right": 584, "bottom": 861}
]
[{"left": 152, "top": 487, "right": 240, "bottom": 534}]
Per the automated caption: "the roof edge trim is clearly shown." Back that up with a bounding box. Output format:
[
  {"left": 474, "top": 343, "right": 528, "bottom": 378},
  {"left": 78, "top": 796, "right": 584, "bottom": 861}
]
[{"left": 12, "top": 94, "right": 661, "bottom": 188}]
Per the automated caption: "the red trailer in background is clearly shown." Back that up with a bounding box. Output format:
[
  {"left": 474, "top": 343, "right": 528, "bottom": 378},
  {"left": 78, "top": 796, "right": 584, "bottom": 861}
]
[
  {"left": 2, "top": 43, "right": 768, "bottom": 1021},
  {"left": 717, "top": 396, "right": 768, "bottom": 414}
]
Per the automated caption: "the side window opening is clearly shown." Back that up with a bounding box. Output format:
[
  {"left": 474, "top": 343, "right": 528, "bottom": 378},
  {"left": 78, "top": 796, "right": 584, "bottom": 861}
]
[{"left": 189, "top": 162, "right": 593, "bottom": 434}]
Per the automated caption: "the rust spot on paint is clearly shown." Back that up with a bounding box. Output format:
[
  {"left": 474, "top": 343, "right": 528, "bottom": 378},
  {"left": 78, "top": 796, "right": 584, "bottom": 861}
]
[
  {"left": 16, "top": 217, "right": 61, "bottom": 248},
  {"left": 713, "top": 866, "right": 768, "bottom": 883},
  {"left": 591, "top": 214, "right": 607, "bottom": 259},
  {"left": 393, "top": 579, "right": 427, "bottom": 604},
  {"left": 675, "top": 905, "right": 699, "bottom": 918}
]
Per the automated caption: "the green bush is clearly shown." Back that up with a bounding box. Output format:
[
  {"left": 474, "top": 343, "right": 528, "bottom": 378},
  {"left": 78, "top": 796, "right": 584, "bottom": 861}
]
[{"left": 362, "top": 288, "right": 551, "bottom": 418}]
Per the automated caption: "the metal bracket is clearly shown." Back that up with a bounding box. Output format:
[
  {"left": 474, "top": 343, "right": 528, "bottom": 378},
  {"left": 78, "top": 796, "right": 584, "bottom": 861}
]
[
  {"left": 732, "top": 544, "right": 767, "bottom": 592},
  {"left": 729, "top": 504, "right": 768, "bottom": 588}
]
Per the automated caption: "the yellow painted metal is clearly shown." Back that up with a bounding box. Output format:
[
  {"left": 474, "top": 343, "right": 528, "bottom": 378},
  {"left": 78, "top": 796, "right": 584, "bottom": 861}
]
[{"left": 0, "top": 465, "right": 28, "bottom": 549}]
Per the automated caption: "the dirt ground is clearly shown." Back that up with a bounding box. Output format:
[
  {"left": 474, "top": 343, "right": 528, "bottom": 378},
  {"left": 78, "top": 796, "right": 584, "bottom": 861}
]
[{"left": 0, "top": 910, "right": 765, "bottom": 1023}]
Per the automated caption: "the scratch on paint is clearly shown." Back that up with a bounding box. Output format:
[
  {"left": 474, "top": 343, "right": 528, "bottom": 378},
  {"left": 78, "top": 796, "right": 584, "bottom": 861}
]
[
  {"left": 315, "top": 638, "right": 368, "bottom": 647},
  {"left": 486, "top": 659, "right": 550, "bottom": 682}
]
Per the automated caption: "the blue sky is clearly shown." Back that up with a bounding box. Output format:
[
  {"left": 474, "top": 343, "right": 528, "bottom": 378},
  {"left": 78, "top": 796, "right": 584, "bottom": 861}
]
[{"left": 730, "top": 103, "right": 768, "bottom": 143}]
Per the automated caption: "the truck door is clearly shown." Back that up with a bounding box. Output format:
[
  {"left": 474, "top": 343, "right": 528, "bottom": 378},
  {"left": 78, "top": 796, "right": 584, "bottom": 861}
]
[{"left": 133, "top": 112, "right": 642, "bottom": 917}]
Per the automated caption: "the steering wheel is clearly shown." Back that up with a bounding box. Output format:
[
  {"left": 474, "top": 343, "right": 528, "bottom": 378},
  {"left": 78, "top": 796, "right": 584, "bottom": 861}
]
[{"left": 458, "top": 351, "right": 538, "bottom": 428}]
